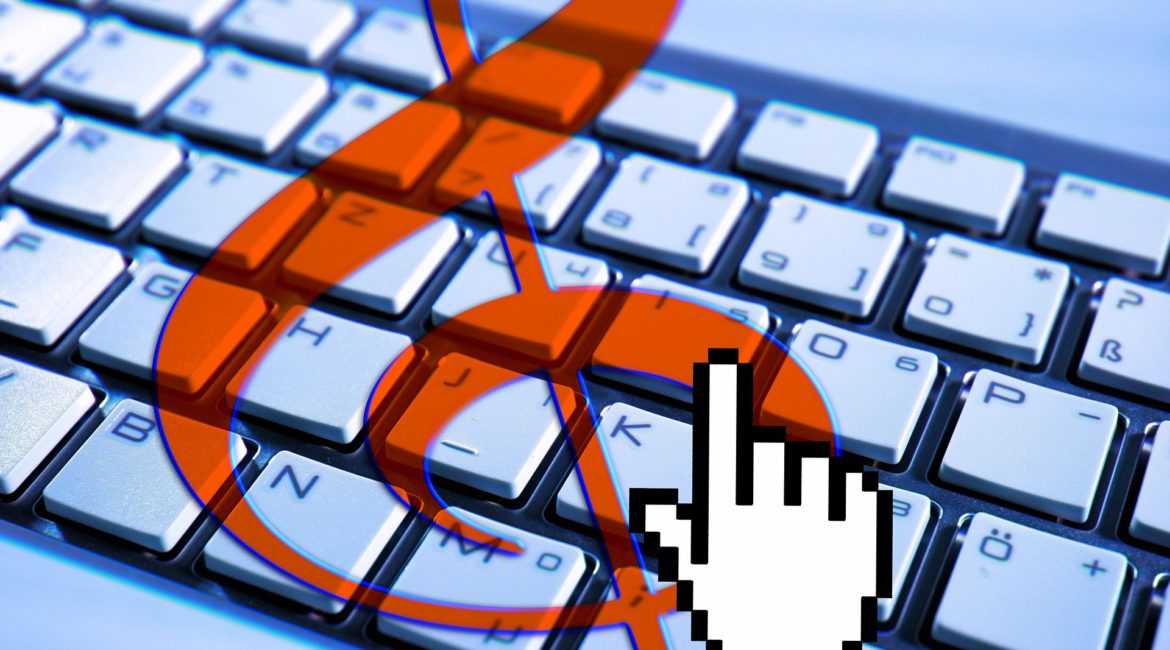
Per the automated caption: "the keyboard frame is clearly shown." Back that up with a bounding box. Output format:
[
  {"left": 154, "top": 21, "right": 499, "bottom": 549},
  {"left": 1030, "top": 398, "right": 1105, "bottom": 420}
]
[{"left": 1, "top": 3, "right": 1169, "bottom": 649}]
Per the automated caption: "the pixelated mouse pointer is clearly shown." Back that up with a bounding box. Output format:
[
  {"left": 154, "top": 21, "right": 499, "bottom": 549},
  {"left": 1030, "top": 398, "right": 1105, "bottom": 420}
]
[{"left": 632, "top": 350, "right": 893, "bottom": 648}]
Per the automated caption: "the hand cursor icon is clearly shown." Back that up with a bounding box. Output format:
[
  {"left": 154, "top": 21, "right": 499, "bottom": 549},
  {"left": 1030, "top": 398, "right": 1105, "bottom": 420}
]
[{"left": 632, "top": 349, "right": 892, "bottom": 648}]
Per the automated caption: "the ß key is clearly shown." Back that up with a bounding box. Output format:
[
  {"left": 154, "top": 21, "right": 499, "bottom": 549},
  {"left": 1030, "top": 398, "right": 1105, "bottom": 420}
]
[
  {"left": 940, "top": 370, "right": 1117, "bottom": 522},
  {"left": 43, "top": 400, "right": 247, "bottom": 553},
  {"left": 0, "top": 356, "right": 95, "bottom": 494},
  {"left": 1130, "top": 422, "right": 1170, "bottom": 549},
  {"left": 884, "top": 136, "right": 1024, "bottom": 235},
  {"left": 582, "top": 153, "right": 748, "bottom": 273},
  {"left": 738, "top": 193, "right": 905, "bottom": 317},
  {"left": 42, "top": 19, "right": 204, "bottom": 121},
  {"left": 0, "top": 207, "right": 125, "bottom": 346},
  {"left": 904, "top": 234, "right": 1070, "bottom": 365},
  {"left": 1079, "top": 279, "right": 1170, "bottom": 405},
  {"left": 10, "top": 118, "right": 184, "bottom": 231},
  {"left": 933, "top": 513, "right": 1126, "bottom": 650},
  {"left": 203, "top": 451, "right": 409, "bottom": 613}
]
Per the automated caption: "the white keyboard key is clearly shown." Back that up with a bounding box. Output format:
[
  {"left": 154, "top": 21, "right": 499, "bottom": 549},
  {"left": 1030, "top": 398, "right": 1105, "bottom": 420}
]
[
  {"left": 940, "top": 370, "right": 1117, "bottom": 522},
  {"left": 232, "top": 308, "right": 412, "bottom": 444},
  {"left": 43, "top": 400, "right": 246, "bottom": 552},
  {"left": 432, "top": 231, "right": 608, "bottom": 323},
  {"left": 221, "top": 0, "right": 355, "bottom": 64},
  {"left": 783, "top": 321, "right": 937, "bottom": 464},
  {"left": 465, "top": 137, "right": 601, "bottom": 232},
  {"left": 582, "top": 154, "right": 748, "bottom": 273},
  {"left": 142, "top": 152, "right": 300, "bottom": 259},
  {"left": 295, "top": 82, "right": 411, "bottom": 166},
  {"left": 881, "top": 486, "right": 931, "bottom": 622},
  {"left": 292, "top": 216, "right": 458, "bottom": 317},
  {"left": 933, "top": 513, "right": 1126, "bottom": 650},
  {"left": 110, "top": 0, "right": 236, "bottom": 35},
  {"left": 580, "top": 573, "right": 702, "bottom": 649},
  {"left": 632, "top": 274, "right": 770, "bottom": 330},
  {"left": 1080, "top": 279, "right": 1170, "bottom": 404},
  {"left": 0, "top": 207, "right": 125, "bottom": 345},
  {"left": 1154, "top": 591, "right": 1170, "bottom": 650},
  {"left": 336, "top": 7, "right": 449, "bottom": 93},
  {"left": 905, "top": 234, "right": 1069, "bottom": 365},
  {"left": 1038, "top": 174, "right": 1170, "bottom": 274},
  {"left": 739, "top": 193, "right": 904, "bottom": 317},
  {"left": 0, "top": 97, "right": 57, "bottom": 181},
  {"left": 884, "top": 136, "right": 1024, "bottom": 234},
  {"left": 43, "top": 19, "right": 204, "bottom": 120},
  {"left": 737, "top": 101, "right": 878, "bottom": 196},
  {"left": 597, "top": 70, "right": 735, "bottom": 160},
  {"left": 556, "top": 403, "right": 690, "bottom": 527},
  {"left": 378, "top": 508, "right": 586, "bottom": 650},
  {"left": 10, "top": 118, "right": 184, "bottom": 231},
  {"left": 425, "top": 357, "right": 563, "bottom": 499},
  {"left": 78, "top": 261, "right": 191, "bottom": 379},
  {"left": 0, "top": 356, "right": 94, "bottom": 494},
  {"left": 165, "top": 50, "right": 328, "bottom": 155},
  {"left": 1131, "top": 422, "right": 1170, "bottom": 548},
  {"left": 0, "top": 0, "right": 85, "bottom": 88},
  {"left": 204, "top": 451, "right": 408, "bottom": 613}
]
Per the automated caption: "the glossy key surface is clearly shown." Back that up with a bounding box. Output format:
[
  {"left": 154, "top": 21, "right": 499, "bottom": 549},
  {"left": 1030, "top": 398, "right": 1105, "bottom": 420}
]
[
  {"left": 597, "top": 70, "right": 736, "bottom": 160},
  {"left": 1079, "top": 279, "right": 1170, "bottom": 405}
]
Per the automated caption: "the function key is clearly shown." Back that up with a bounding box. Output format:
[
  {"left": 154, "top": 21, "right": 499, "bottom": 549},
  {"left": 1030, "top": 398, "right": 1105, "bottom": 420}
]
[
  {"left": 337, "top": 8, "right": 471, "bottom": 93},
  {"left": 737, "top": 100, "right": 877, "bottom": 196},
  {"left": 463, "top": 41, "right": 603, "bottom": 129},
  {"left": 110, "top": 0, "right": 237, "bottom": 35},
  {"left": 596, "top": 70, "right": 736, "bottom": 160},
  {"left": 220, "top": 0, "right": 355, "bottom": 65},
  {"left": 884, "top": 136, "right": 1024, "bottom": 235},
  {"left": 1036, "top": 173, "right": 1170, "bottom": 275}
]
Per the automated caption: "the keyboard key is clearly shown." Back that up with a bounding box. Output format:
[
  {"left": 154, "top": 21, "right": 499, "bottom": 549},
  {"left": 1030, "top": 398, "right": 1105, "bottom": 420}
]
[
  {"left": 337, "top": 7, "right": 471, "bottom": 93},
  {"left": 42, "top": 400, "right": 246, "bottom": 552},
  {"left": 142, "top": 153, "right": 317, "bottom": 270},
  {"left": 0, "top": 207, "right": 125, "bottom": 345},
  {"left": 884, "top": 136, "right": 1024, "bottom": 234},
  {"left": 1154, "top": 590, "right": 1170, "bottom": 650},
  {"left": 761, "top": 320, "right": 937, "bottom": 464},
  {"left": 431, "top": 231, "right": 608, "bottom": 361},
  {"left": 165, "top": 50, "right": 328, "bottom": 155},
  {"left": 904, "top": 234, "right": 1069, "bottom": 365},
  {"left": 455, "top": 134, "right": 602, "bottom": 233},
  {"left": 464, "top": 41, "right": 603, "bottom": 129},
  {"left": 1079, "top": 279, "right": 1170, "bottom": 404},
  {"left": 0, "top": 0, "right": 85, "bottom": 88},
  {"left": 932, "top": 513, "right": 1126, "bottom": 650},
  {"left": 388, "top": 355, "right": 575, "bottom": 500},
  {"left": 221, "top": 0, "right": 355, "bottom": 64},
  {"left": 0, "top": 97, "right": 57, "bottom": 181},
  {"left": 0, "top": 356, "right": 94, "bottom": 494},
  {"left": 79, "top": 261, "right": 266, "bottom": 393},
  {"left": 940, "top": 370, "right": 1116, "bottom": 522},
  {"left": 738, "top": 193, "right": 905, "bottom": 317},
  {"left": 582, "top": 153, "right": 748, "bottom": 273},
  {"left": 229, "top": 307, "right": 412, "bottom": 444},
  {"left": 43, "top": 19, "right": 204, "bottom": 120},
  {"left": 597, "top": 70, "right": 736, "bottom": 160},
  {"left": 204, "top": 451, "right": 409, "bottom": 613},
  {"left": 737, "top": 100, "right": 878, "bottom": 196},
  {"left": 283, "top": 193, "right": 459, "bottom": 316},
  {"left": 11, "top": 118, "right": 183, "bottom": 231},
  {"left": 377, "top": 508, "right": 586, "bottom": 649},
  {"left": 579, "top": 571, "right": 702, "bottom": 649},
  {"left": 295, "top": 82, "right": 411, "bottom": 166},
  {"left": 1037, "top": 174, "right": 1170, "bottom": 275},
  {"left": 592, "top": 278, "right": 774, "bottom": 403},
  {"left": 110, "top": 0, "right": 235, "bottom": 35},
  {"left": 556, "top": 403, "right": 690, "bottom": 528},
  {"left": 311, "top": 99, "right": 461, "bottom": 192},
  {"left": 1131, "top": 422, "right": 1170, "bottom": 548},
  {"left": 881, "top": 486, "right": 931, "bottom": 622}
]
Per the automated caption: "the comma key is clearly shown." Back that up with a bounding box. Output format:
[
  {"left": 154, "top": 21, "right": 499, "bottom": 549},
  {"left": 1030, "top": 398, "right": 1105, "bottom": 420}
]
[{"left": 933, "top": 513, "right": 1126, "bottom": 650}]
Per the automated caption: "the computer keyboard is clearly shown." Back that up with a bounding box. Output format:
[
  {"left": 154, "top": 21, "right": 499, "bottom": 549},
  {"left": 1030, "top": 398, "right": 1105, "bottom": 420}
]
[{"left": 1, "top": 0, "right": 1170, "bottom": 648}]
